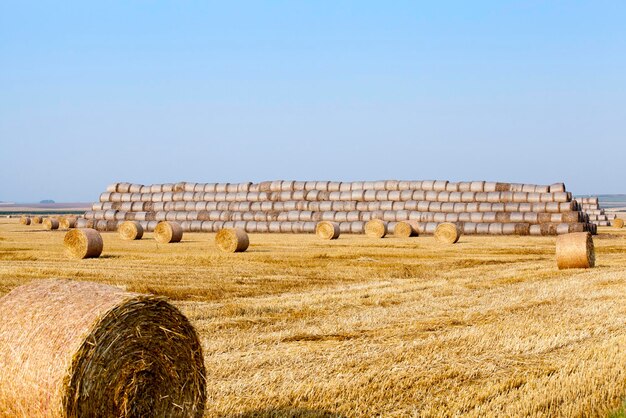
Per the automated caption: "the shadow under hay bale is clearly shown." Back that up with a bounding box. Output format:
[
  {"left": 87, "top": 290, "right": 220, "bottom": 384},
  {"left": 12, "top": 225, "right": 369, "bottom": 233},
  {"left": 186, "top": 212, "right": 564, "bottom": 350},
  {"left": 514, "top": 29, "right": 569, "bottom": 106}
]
[{"left": 0, "top": 279, "right": 206, "bottom": 417}]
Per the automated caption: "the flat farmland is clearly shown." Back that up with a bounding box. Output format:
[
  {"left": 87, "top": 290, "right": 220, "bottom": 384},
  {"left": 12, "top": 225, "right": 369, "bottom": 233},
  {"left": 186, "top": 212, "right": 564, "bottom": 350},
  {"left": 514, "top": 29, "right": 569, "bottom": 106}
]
[{"left": 1, "top": 219, "right": 625, "bottom": 417}]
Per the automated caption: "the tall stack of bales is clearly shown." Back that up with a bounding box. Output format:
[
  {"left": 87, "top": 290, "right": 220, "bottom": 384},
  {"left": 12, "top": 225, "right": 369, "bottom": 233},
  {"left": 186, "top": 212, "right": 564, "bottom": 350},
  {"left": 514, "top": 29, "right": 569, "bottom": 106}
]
[
  {"left": 77, "top": 180, "right": 592, "bottom": 236},
  {"left": 575, "top": 196, "right": 613, "bottom": 228}
]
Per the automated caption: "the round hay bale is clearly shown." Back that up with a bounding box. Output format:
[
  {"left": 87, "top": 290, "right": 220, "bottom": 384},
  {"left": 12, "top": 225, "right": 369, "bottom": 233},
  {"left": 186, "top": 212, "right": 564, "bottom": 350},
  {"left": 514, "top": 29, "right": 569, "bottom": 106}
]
[
  {"left": 32, "top": 216, "right": 43, "bottom": 224},
  {"left": 154, "top": 221, "right": 183, "bottom": 244},
  {"left": 316, "top": 221, "right": 340, "bottom": 240},
  {"left": 215, "top": 228, "right": 249, "bottom": 252},
  {"left": 64, "top": 228, "right": 103, "bottom": 259},
  {"left": 613, "top": 218, "right": 624, "bottom": 228},
  {"left": 364, "top": 219, "right": 387, "bottom": 238},
  {"left": 434, "top": 222, "right": 461, "bottom": 244},
  {"left": 0, "top": 279, "right": 206, "bottom": 418},
  {"left": 394, "top": 221, "right": 419, "bottom": 238},
  {"left": 59, "top": 216, "right": 76, "bottom": 229},
  {"left": 43, "top": 218, "right": 59, "bottom": 230},
  {"left": 20, "top": 216, "right": 31, "bottom": 225},
  {"left": 118, "top": 221, "right": 144, "bottom": 240},
  {"left": 556, "top": 232, "right": 595, "bottom": 269}
]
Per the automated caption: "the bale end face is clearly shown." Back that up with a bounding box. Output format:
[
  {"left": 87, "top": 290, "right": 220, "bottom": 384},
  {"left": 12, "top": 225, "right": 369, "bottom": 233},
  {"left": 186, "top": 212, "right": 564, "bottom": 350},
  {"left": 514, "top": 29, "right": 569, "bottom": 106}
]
[
  {"left": 118, "top": 221, "right": 144, "bottom": 240},
  {"left": 64, "top": 228, "right": 103, "bottom": 259},
  {"left": 394, "top": 221, "right": 418, "bottom": 238},
  {"left": 59, "top": 217, "right": 77, "bottom": 229},
  {"left": 0, "top": 279, "right": 206, "bottom": 418},
  {"left": 154, "top": 221, "right": 183, "bottom": 243},
  {"left": 43, "top": 218, "right": 60, "bottom": 230},
  {"left": 556, "top": 232, "right": 595, "bottom": 269},
  {"left": 364, "top": 219, "right": 387, "bottom": 238},
  {"left": 215, "top": 228, "right": 249, "bottom": 252},
  {"left": 32, "top": 216, "right": 43, "bottom": 224},
  {"left": 316, "top": 221, "right": 340, "bottom": 240},
  {"left": 20, "top": 216, "right": 31, "bottom": 225},
  {"left": 434, "top": 222, "right": 461, "bottom": 244},
  {"left": 613, "top": 218, "right": 624, "bottom": 228}
]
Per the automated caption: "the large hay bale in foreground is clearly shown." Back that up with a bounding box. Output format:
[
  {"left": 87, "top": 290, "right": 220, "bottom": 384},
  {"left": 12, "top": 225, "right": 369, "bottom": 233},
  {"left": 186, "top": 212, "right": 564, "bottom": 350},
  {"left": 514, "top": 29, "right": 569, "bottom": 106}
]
[
  {"left": 434, "top": 222, "right": 461, "bottom": 244},
  {"left": 316, "top": 221, "right": 340, "bottom": 240},
  {"left": 364, "top": 219, "right": 387, "bottom": 238},
  {"left": 394, "top": 220, "right": 419, "bottom": 238},
  {"left": 0, "top": 279, "right": 206, "bottom": 418},
  {"left": 215, "top": 228, "right": 249, "bottom": 252},
  {"left": 20, "top": 216, "right": 31, "bottom": 225},
  {"left": 154, "top": 221, "right": 183, "bottom": 243},
  {"left": 118, "top": 221, "right": 144, "bottom": 240},
  {"left": 43, "top": 218, "right": 60, "bottom": 230},
  {"left": 613, "top": 218, "right": 624, "bottom": 228},
  {"left": 64, "top": 228, "right": 103, "bottom": 259},
  {"left": 556, "top": 232, "right": 595, "bottom": 269}
]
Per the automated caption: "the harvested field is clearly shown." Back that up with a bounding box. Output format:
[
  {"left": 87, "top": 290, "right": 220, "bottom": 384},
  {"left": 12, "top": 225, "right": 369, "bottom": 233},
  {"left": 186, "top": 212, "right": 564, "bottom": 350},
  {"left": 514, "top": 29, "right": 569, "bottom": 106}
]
[{"left": 1, "top": 218, "right": 626, "bottom": 417}]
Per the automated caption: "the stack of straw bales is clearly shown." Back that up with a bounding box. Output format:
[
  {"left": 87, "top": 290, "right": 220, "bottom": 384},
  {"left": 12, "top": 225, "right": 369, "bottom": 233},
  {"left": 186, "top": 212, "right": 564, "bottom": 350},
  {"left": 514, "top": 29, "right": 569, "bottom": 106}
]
[
  {"left": 575, "top": 196, "right": 614, "bottom": 228},
  {"left": 75, "top": 180, "right": 593, "bottom": 236}
]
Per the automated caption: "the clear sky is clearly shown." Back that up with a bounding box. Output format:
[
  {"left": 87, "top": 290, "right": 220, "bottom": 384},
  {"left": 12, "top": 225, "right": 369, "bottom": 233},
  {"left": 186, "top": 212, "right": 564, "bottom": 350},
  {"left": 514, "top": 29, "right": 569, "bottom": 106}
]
[{"left": 1, "top": 1, "right": 625, "bottom": 202}]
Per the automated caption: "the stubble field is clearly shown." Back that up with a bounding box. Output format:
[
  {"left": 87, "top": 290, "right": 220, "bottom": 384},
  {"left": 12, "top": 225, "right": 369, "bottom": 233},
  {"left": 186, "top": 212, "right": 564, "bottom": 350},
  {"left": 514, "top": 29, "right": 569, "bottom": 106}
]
[{"left": 1, "top": 218, "right": 625, "bottom": 417}]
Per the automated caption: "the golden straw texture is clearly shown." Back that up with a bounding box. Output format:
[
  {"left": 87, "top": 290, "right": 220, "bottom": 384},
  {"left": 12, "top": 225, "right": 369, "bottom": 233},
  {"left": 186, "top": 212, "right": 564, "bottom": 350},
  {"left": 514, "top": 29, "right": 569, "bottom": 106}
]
[
  {"left": 434, "top": 222, "right": 461, "bottom": 244},
  {"left": 63, "top": 228, "right": 103, "bottom": 259},
  {"left": 20, "top": 216, "right": 31, "bottom": 225},
  {"left": 59, "top": 217, "right": 77, "bottom": 229},
  {"left": 394, "top": 221, "right": 419, "bottom": 238},
  {"left": 118, "top": 221, "right": 144, "bottom": 240},
  {"left": 316, "top": 221, "right": 340, "bottom": 240},
  {"left": 364, "top": 219, "right": 387, "bottom": 238},
  {"left": 215, "top": 228, "right": 249, "bottom": 253},
  {"left": 556, "top": 232, "right": 595, "bottom": 269},
  {"left": 0, "top": 279, "right": 206, "bottom": 418},
  {"left": 154, "top": 221, "right": 183, "bottom": 243},
  {"left": 613, "top": 219, "right": 624, "bottom": 228},
  {"left": 43, "top": 218, "right": 60, "bottom": 230}
]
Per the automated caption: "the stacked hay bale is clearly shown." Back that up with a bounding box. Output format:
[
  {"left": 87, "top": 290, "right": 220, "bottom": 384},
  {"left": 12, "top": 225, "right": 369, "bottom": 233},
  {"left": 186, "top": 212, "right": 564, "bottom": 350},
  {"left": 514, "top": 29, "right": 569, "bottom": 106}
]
[
  {"left": 575, "top": 196, "right": 613, "bottom": 229},
  {"left": 77, "top": 180, "right": 592, "bottom": 236}
]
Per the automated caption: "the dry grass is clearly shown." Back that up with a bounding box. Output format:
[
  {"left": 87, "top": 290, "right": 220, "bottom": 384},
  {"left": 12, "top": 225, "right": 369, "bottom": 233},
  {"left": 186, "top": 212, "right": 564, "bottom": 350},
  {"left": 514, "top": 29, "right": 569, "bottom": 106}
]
[{"left": 1, "top": 218, "right": 626, "bottom": 417}]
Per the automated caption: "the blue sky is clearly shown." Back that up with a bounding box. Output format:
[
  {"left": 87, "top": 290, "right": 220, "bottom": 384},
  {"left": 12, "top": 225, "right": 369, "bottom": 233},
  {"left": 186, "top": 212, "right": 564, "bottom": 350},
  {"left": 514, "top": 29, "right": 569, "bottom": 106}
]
[{"left": 1, "top": 1, "right": 625, "bottom": 202}]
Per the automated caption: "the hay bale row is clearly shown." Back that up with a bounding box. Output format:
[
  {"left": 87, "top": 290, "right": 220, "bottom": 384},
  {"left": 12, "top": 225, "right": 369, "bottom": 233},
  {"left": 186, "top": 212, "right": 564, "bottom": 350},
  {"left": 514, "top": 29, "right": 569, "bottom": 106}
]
[
  {"left": 110, "top": 180, "right": 562, "bottom": 194},
  {"left": 0, "top": 279, "right": 206, "bottom": 417},
  {"left": 100, "top": 190, "right": 572, "bottom": 204},
  {"left": 92, "top": 200, "right": 578, "bottom": 214},
  {"left": 82, "top": 209, "right": 584, "bottom": 224},
  {"left": 74, "top": 218, "right": 592, "bottom": 236}
]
